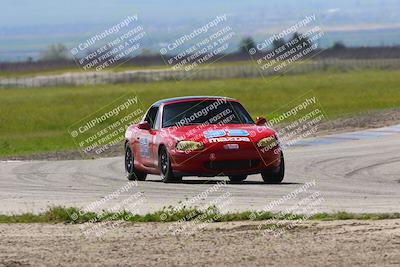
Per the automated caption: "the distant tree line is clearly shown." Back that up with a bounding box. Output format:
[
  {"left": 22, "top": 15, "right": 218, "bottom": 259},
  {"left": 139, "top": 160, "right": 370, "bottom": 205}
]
[
  {"left": 238, "top": 32, "right": 317, "bottom": 55},
  {"left": 3, "top": 34, "right": 400, "bottom": 73},
  {"left": 40, "top": 44, "right": 69, "bottom": 61},
  {"left": 38, "top": 32, "right": 347, "bottom": 62}
]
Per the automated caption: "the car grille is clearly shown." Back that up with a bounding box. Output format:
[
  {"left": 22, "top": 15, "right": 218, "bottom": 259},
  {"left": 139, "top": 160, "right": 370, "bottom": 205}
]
[{"left": 204, "top": 160, "right": 260, "bottom": 170}]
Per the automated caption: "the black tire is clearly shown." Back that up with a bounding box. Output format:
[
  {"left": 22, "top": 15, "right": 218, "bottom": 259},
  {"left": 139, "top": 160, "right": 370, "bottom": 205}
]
[
  {"left": 159, "top": 146, "right": 182, "bottom": 183},
  {"left": 261, "top": 152, "right": 285, "bottom": 184},
  {"left": 228, "top": 175, "right": 248, "bottom": 183},
  {"left": 125, "top": 142, "right": 147, "bottom": 181}
]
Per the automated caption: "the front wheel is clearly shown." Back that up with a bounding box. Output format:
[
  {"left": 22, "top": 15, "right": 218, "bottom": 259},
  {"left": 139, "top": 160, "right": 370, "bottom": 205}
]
[
  {"left": 125, "top": 142, "right": 147, "bottom": 181},
  {"left": 159, "top": 146, "right": 182, "bottom": 183},
  {"left": 261, "top": 152, "right": 285, "bottom": 184}
]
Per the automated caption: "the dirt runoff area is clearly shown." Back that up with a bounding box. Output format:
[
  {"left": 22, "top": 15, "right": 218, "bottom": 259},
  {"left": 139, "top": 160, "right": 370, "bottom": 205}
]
[{"left": 0, "top": 219, "right": 399, "bottom": 266}]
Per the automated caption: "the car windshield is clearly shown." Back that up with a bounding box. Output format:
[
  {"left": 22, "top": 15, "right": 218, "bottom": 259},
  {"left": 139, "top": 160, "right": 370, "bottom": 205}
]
[{"left": 162, "top": 100, "right": 254, "bottom": 128}]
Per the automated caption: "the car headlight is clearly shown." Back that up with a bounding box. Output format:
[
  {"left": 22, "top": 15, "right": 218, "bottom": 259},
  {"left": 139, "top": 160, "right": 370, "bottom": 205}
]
[
  {"left": 257, "top": 136, "right": 279, "bottom": 148},
  {"left": 176, "top": 141, "right": 204, "bottom": 151}
]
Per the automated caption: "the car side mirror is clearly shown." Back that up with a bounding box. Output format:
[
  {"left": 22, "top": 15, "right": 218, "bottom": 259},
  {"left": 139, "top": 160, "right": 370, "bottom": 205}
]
[
  {"left": 255, "top": 117, "right": 267, "bottom": 126},
  {"left": 138, "top": 121, "right": 151, "bottom": 130}
]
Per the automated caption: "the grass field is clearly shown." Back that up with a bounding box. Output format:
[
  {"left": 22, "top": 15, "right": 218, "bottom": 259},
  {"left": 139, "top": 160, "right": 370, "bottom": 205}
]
[
  {"left": 0, "top": 69, "right": 400, "bottom": 157},
  {"left": 1, "top": 206, "right": 400, "bottom": 224},
  {"left": 1, "top": 58, "right": 398, "bottom": 79},
  {"left": 0, "top": 59, "right": 251, "bottom": 78},
  {"left": 0, "top": 64, "right": 171, "bottom": 78}
]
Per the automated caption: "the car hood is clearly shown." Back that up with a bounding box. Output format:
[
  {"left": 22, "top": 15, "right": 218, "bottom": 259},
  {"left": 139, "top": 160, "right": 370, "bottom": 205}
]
[{"left": 161, "top": 124, "right": 276, "bottom": 143}]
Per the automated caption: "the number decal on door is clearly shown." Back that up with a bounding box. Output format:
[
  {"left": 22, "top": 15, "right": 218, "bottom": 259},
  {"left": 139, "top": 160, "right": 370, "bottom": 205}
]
[{"left": 139, "top": 138, "right": 150, "bottom": 158}]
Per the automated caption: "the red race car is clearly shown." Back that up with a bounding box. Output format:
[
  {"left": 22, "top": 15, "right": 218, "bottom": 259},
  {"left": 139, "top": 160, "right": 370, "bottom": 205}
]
[{"left": 124, "top": 96, "right": 284, "bottom": 183}]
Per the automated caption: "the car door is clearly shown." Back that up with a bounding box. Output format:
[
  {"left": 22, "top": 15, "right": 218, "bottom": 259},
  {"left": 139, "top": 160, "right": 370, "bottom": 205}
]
[{"left": 138, "top": 106, "right": 159, "bottom": 168}]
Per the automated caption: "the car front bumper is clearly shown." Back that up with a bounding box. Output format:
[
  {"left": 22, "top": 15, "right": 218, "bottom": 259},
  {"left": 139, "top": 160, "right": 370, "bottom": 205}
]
[{"left": 169, "top": 142, "right": 281, "bottom": 177}]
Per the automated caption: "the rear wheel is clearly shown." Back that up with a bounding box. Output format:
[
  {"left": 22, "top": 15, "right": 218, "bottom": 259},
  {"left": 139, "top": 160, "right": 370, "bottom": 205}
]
[
  {"left": 159, "top": 146, "right": 182, "bottom": 183},
  {"left": 125, "top": 142, "right": 147, "bottom": 181},
  {"left": 261, "top": 152, "right": 285, "bottom": 184},
  {"left": 228, "top": 175, "right": 248, "bottom": 183}
]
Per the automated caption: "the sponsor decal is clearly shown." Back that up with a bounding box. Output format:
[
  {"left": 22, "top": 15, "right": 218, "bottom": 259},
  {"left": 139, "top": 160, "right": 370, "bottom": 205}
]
[
  {"left": 227, "top": 129, "right": 249, "bottom": 137},
  {"left": 204, "top": 130, "right": 226, "bottom": 139},
  {"left": 209, "top": 137, "right": 250, "bottom": 143},
  {"left": 139, "top": 137, "right": 150, "bottom": 158},
  {"left": 223, "top": 144, "right": 239, "bottom": 150},
  {"left": 204, "top": 129, "right": 249, "bottom": 139}
]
